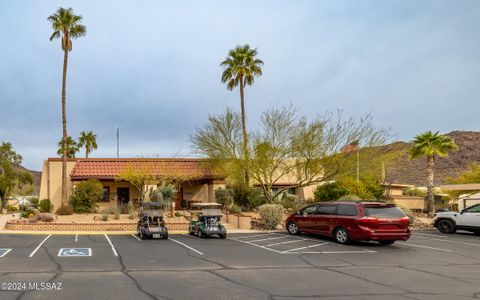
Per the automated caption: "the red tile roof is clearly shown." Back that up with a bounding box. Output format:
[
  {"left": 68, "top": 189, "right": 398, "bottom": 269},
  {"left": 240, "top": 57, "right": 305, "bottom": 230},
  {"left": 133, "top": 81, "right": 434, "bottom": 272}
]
[{"left": 69, "top": 158, "right": 221, "bottom": 180}]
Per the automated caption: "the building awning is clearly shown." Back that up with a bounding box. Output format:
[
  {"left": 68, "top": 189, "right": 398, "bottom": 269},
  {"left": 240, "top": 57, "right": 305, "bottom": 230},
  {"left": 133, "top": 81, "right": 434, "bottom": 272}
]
[{"left": 69, "top": 158, "right": 222, "bottom": 181}]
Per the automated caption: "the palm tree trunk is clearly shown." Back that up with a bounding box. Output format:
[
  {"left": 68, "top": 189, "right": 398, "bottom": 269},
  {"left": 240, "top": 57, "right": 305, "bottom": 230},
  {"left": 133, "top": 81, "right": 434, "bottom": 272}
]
[
  {"left": 239, "top": 79, "right": 250, "bottom": 186},
  {"left": 61, "top": 46, "right": 69, "bottom": 208},
  {"left": 86, "top": 148, "right": 89, "bottom": 159},
  {"left": 426, "top": 155, "right": 435, "bottom": 217}
]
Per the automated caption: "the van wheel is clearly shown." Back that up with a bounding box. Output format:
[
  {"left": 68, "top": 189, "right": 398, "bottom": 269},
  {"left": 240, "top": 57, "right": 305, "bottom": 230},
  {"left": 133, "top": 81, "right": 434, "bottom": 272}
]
[
  {"left": 334, "top": 227, "right": 351, "bottom": 244},
  {"left": 379, "top": 240, "right": 395, "bottom": 245},
  {"left": 474, "top": 231, "right": 480, "bottom": 236},
  {"left": 437, "top": 219, "right": 456, "bottom": 234},
  {"left": 287, "top": 222, "right": 299, "bottom": 235}
]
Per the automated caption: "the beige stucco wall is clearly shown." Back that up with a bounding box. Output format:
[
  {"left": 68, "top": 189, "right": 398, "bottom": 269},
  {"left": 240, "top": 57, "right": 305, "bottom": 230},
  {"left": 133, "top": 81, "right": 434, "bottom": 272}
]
[
  {"left": 295, "top": 185, "right": 318, "bottom": 201},
  {"left": 392, "top": 196, "right": 425, "bottom": 210},
  {"left": 38, "top": 160, "right": 77, "bottom": 209}
]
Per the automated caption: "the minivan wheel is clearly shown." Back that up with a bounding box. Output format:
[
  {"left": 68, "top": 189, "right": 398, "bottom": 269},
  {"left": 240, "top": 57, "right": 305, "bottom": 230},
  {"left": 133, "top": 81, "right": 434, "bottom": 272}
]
[
  {"left": 287, "top": 222, "right": 299, "bottom": 235},
  {"left": 334, "top": 227, "right": 350, "bottom": 244},
  {"left": 437, "top": 219, "right": 456, "bottom": 234}
]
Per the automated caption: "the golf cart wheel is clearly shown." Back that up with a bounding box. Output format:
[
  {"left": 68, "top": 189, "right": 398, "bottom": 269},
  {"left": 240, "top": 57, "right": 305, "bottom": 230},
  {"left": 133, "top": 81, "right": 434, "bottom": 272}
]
[
  {"left": 334, "top": 227, "right": 351, "bottom": 245},
  {"left": 198, "top": 231, "right": 205, "bottom": 238},
  {"left": 379, "top": 240, "right": 395, "bottom": 245},
  {"left": 138, "top": 232, "right": 144, "bottom": 240},
  {"left": 287, "top": 221, "right": 299, "bottom": 235},
  {"left": 437, "top": 219, "right": 456, "bottom": 234}
]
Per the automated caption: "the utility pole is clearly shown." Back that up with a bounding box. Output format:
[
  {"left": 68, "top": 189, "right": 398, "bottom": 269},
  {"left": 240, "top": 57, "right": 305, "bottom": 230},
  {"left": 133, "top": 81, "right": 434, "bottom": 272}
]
[{"left": 116, "top": 126, "right": 119, "bottom": 158}]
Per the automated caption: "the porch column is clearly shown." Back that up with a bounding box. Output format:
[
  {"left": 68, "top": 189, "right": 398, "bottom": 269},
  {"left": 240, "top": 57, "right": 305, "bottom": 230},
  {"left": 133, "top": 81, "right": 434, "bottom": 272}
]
[{"left": 208, "top": 182, "right": 214, "bottom": 202}]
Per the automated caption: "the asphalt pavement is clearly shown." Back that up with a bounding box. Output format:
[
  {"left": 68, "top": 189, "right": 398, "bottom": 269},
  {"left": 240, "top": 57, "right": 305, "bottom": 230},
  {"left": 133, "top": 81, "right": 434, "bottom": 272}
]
[{"left": 0, "top": 230, "right": 480, "bottom": 299}]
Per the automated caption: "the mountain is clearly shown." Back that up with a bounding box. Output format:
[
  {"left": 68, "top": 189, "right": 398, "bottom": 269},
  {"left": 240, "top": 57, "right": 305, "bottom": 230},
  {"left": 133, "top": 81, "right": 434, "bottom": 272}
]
[
  {"left": 381, "top": 131, "right": 480, "bottom": 186},
  {"left": 15, "top": 166, "right": 42, "bottom": 195}
]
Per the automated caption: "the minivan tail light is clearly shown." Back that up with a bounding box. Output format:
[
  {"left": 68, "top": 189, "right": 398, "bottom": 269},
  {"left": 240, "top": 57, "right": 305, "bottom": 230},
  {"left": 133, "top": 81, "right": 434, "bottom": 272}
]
[{"left": 356, "top": 217, "right": 379, "bottom": 226}]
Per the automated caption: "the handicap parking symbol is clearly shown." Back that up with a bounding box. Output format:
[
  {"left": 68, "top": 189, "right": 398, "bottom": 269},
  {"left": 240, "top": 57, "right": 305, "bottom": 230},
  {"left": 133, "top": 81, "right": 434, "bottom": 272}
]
[
  {"left": 58, "top": 248, "right": 92, "bottom": 257},
  {"left": 0, "top": 249, "right": 12, "bottom": 257}
]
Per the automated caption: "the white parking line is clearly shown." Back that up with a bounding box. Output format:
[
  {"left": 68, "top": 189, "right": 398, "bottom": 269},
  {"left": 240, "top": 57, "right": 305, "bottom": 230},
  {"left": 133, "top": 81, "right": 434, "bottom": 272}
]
[
  {"left": 266, "top": 238, "right": 310, "bottom": 247},
  {"left": 235, "top": 233, "right": 278, "bottom": 239},
  {"left": 319, "top": 250, "right": 377, "bottom": 254},
  {"left": 169, "top": 238, "right": 204, "bottom": 255},
  {"left": 104, "top": 234, "right": 118, "bottom": 256},
  {"left": 130, "top": 234, "right": 142, "bottom": 241},
  {"left": 229, "top": 237, "right": 285, "bottom": 254},
  {"left": 74, "top": 234, "right": 78, "bottom": 242},
  {"left": 283, "top": 242, "right": 330, "bottom": 253},
  {"left": 401, "top": 242, "right": 452, "bottom": 252},
  {"left": 0, "top": 249, "right": 12, "bottom": 257},
  {"left": 28, "top": 234, "right": 52, "bottom": 258},
  {"left": 414, "top": 234, "right": 480, "bottom": 247},
  {"left": 249, "top": 236, "right": 290, "bottom": 243}
]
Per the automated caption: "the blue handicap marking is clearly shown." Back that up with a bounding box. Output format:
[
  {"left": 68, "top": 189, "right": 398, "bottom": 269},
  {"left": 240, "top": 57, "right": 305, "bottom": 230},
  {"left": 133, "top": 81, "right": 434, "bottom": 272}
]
[
  {"left": 58, "top": 248, "right": 92, "bottom": 257},
  {"left": 0, "top": 249, "right": 12, "bottom": 257}
]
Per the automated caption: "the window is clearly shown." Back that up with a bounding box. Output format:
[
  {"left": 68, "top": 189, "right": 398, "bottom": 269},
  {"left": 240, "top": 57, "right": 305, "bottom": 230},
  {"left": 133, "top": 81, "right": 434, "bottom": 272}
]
[
  {"left": 316, "top": 204, "right": 338, "bottom": 215},
  {"left": 100, "top": 187, "right": 110, "bottom": 202},
  {"left": 337, "top": 204, "right": 358, "bottom": 216},
  {"left": 364, "top": 206, "right": 405, "bottom": 218},
  {"left": 301, "top": 205, "right": 318, "bottom": 215},
  {"left": 464, "top": 204, "right": 480, "bottom": 213}
]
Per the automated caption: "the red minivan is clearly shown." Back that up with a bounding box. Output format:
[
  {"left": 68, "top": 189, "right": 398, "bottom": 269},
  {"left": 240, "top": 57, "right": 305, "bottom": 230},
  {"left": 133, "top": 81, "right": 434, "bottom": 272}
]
[{"left": 285, "top": 201, "right": 411, "bottom": 245}]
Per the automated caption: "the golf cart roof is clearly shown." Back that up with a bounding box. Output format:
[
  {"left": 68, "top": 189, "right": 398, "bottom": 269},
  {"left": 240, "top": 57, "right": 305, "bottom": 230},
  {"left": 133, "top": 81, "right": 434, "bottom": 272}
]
[
  {"left": 191, "top": 203, "right": 222, "bottom": 208},
  {"left": 139, "top": 210, "right": 164, "bottom": 217}
]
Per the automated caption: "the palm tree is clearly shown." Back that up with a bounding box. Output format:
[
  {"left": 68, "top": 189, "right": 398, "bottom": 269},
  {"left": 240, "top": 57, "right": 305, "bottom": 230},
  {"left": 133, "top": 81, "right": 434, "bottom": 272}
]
[
  {"left": 57, "top": 136, "right": 80, "bottom": 158},
  {"left": 410, "top": 131, "right": 458, "bottom": 217},
  {"left": 48, "top": 7, "right": 86, "bottom": 207},
  {"left": 78, "top": 130, "right": 98, "bottom": 158},
  {"left": 220, "top": 45, "right": 263, "bottom": 185}
]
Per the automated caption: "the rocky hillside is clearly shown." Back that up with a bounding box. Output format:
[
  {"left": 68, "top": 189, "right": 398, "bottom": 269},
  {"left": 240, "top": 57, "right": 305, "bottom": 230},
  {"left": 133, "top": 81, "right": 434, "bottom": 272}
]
[
  {"left": 15, "top": 166, "right": 42, "bottom": 195},
  {"left": 382, "top": 131, "right": 480, "bottom": 186}
]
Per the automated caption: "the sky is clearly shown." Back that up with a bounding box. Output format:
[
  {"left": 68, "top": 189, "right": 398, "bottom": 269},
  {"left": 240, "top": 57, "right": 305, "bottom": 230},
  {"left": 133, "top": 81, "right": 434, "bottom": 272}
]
[{"left": 1, "top": 0, "right": 479, "bottom": 171}]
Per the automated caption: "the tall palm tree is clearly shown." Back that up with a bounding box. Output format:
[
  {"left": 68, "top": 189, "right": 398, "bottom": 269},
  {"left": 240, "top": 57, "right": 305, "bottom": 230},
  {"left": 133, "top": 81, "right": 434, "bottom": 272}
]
[
  {"left": 57, "top": 136, "right": 80, "bottom": 158},
  {"left": 410, "top": 131, "right": 458, "bottom": 217},
  {"left": 48, "top": 7, "right": 86, "bottom": 207},
  {"left": 78, "top": 130, "right": 98, "bottom": 158},
  {"left": 220, "top": 45, "right": 263, "bottom": 185}
]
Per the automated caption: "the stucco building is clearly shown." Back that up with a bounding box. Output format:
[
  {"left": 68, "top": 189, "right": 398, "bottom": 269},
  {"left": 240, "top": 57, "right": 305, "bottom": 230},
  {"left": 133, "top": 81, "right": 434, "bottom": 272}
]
[{"left": 39, "top": 158, "right": 317, "bottom": 210}]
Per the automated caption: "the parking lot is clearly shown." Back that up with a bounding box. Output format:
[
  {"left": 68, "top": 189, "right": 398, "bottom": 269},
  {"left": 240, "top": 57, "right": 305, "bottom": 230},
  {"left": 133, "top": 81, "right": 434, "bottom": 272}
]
[{"left": 1, "top": 230, "right": 480, "bottom": 299}]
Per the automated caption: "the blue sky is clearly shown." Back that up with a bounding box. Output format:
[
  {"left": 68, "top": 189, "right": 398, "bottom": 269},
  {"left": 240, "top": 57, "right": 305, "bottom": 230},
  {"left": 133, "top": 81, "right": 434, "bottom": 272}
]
[{"left": 1, "top": 0, "right": 479, "bottom": 170}]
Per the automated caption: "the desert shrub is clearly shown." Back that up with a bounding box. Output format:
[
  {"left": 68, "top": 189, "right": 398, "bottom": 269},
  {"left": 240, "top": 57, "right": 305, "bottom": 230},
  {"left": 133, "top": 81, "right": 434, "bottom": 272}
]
[
  {"left": 37, "top": 213, "right": 55, "bottom": 222},
  {"left": 258, "top": 204, "right": 283, "bottom": 230},
  {"left": 69, "top": 179, "right": 103, "bottom": 213},
  {"left": 338, "top": 194, "right": 362, "bottom": 201},
  {"left": 113, "top": 208, "right": 121, "bottom": 220},
  {"left": 99, "top": 206, "right": 116, "bottom": 215},
  {"left": 402, "top": 187, "right": 426, "bottom": 197},
  {"left": 6, "top": 205, "right": 18, "bottom": 212},
  {"left": 55, "top": 205, "right": 74, "bottom": 215},
  {"left": 101, "top": 213, "right": 109, "bottom": 221},
  {"left": 21, "top": 208, "right": 35, "bottom": 218},
  {"left": 29, "top": 197, "right": 39, "bottom": 208},
  {"left": 175, "top": 211, "right": 183, "bottom": 217},
  {"left": 215, "top": 187, "right": 234, "bottom": 208},
  {"left": 229, "top": 204, "right": 242, "bottom": 214},
  {"left": 232, "top": 185, "right": 265, "bottom": 210},
  {"left": 149, "top": 185, "right": 176, "bottom": 210},
  {"left": 39, "top": 199, "right": 54, "bottom": 213},
  {"left": 278, "top": 193, "right": 298, "bottom": 210},
  {"left": 128, "top": 202, "right": 136, "bottom": 219},
  {"left": 314, "top": 182, "right": 349, "bottom": 201}
]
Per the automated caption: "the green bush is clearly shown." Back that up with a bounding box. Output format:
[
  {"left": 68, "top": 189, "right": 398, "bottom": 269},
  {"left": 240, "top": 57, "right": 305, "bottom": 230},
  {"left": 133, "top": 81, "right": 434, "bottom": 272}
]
[
  {"left": 338, "top": 194, "right": 362, "bottom": 201},
  {"left": 69, "top": 179, "right": 103, "bottom": 213},
  {"left": 402, "top": 187, "right": 426, "bottom": 197},
  {"left": 232, "top": 185, "right": 265, "bottom": 210},
  {"left": 55, "top": 205, "right": 74, "bottom": 215},
  {"left": 258, "top": 204, "right": 283, "bottom": 230},
  {"left": 128, "top": 202, "right": 135, "bottom": 219},
  {"left": 229, "top": 204, "right": 242, "bottom": 214},
  {"left": 101, "top": 213, "right": 109, "bottom": 221},
  {"left": 39, "top": 199, "right": 54, "bottom": 213},
  {"left": 29, "top": 197, "right": 39, "bottom": 208},
  {"left": 21, "top": 208, "right": 35, "bottom": 218},
  {"left": 314, "top": 182, "right": 348, "bottom": 201},
  {"left": 215, "top": 188, "right": 234, "bottom": 208},
  {"left": 175, "top": 211, "right": 183, "bottom": 217},
  {"left": 278, "top": 193, "right": 299, "bottom": 210},
  {"left": 6, "top": 205, "right": 18, "bottom": 212}
]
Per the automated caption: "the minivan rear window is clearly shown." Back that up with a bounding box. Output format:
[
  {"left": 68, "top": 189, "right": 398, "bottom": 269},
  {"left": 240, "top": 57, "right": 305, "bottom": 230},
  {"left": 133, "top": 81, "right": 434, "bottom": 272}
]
[{"left": 364, "top": 206, "right": 405, "bottom": 218}]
